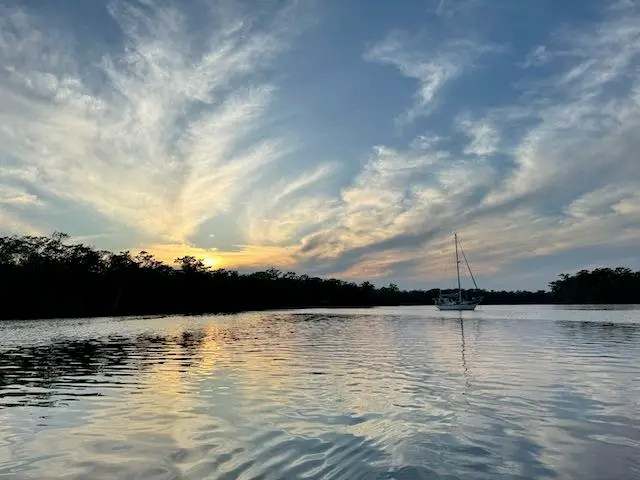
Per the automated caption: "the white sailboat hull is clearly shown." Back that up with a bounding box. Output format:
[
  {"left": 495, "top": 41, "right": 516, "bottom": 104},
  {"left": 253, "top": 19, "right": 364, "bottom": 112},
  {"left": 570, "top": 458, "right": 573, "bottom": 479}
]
[
  {"left": 433, "top": 233, "right": 482, "bottom": 312},
  {"left": 436, "top": 302, "right": 479, "bottom": 311}
]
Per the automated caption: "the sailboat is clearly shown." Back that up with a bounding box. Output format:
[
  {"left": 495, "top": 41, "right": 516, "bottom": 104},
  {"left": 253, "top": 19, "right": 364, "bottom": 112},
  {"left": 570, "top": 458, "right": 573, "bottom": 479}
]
[{"left": 435, "top": 233, "right": 483, "bottom": 311}]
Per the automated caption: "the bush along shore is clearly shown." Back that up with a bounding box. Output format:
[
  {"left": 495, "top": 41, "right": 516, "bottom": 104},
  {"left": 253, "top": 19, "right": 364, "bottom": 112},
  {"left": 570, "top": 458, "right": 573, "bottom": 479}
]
[{"left": 1, "top": 233, "right": 638, "bottom": 320}]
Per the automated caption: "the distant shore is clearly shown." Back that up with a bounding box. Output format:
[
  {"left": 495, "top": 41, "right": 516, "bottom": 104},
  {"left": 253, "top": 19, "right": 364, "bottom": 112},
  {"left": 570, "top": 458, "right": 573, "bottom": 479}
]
[{"left": 1, "top": 233, "right": 639, "bottom": 320}]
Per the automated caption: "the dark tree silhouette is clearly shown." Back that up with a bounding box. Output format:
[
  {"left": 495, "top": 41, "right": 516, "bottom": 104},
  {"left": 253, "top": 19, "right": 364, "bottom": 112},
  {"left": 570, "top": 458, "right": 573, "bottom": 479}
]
[
  {"left": 549, "top": 267, "right": 640, "bottom": 304},
  {"left": 1, "top": 232, "right": 635, "bottom": 320}
]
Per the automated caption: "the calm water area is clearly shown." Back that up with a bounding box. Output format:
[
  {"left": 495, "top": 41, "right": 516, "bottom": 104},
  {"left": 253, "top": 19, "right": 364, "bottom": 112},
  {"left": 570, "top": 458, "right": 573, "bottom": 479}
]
[{"left": 1, "top": 305, "right": 639, "bottom": 479}]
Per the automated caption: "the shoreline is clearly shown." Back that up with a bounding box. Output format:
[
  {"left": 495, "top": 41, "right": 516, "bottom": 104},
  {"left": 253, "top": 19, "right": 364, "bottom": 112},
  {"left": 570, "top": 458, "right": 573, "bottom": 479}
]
[{"left": 4, "top": 302, "right": 640, "bottom": 322}]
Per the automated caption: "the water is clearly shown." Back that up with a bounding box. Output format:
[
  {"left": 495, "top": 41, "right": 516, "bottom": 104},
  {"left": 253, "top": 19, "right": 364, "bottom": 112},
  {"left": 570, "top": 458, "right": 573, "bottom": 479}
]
[{"left": 1, "top": 305, "right": 639, "bottom": 480}]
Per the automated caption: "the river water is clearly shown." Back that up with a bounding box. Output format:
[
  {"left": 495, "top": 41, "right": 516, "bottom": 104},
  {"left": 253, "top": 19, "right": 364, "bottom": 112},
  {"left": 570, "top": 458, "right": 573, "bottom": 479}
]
[{"left": 0, "top": 305, "right": 639, "bottom": 479}]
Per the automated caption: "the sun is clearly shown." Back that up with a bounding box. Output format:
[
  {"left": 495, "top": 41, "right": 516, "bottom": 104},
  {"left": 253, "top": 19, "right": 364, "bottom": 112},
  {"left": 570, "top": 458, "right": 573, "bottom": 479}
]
[{"left": 202, "top": 256, "right": 222, "bottom": 269}]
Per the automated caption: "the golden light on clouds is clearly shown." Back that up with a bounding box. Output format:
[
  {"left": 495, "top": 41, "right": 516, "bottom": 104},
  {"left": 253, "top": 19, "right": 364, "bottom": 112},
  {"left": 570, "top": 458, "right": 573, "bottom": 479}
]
[
  {"left": 202, "top": 256, "right": 223, "bottom": 269},
  {"left": 144, "top": 243, "right": 299, "bottom": 270},
  {"left": 2, "top": 0, "right": 640, "bottom": 290}
]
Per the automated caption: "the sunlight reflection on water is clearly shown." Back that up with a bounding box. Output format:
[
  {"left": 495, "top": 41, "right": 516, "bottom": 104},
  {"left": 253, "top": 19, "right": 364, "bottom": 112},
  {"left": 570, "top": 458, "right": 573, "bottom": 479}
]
[{"left": 1, "top": 305, "right": 639, "bottom": 479}]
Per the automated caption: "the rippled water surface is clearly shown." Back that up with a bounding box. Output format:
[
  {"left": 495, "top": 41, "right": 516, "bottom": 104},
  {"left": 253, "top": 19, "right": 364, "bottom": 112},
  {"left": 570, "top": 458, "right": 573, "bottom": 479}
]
[{"left": 1, "top": 305, "right": 640, "bottom": 479}]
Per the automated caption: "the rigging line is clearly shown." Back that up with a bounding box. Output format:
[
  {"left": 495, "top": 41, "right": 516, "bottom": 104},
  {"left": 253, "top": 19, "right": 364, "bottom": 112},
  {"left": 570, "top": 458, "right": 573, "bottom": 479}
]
[
  {"left": 458, "top": 240, "right": 478, "bottom": 290},
  {"left": 454, "top": 233, "right": 462, "bottom": 303}
]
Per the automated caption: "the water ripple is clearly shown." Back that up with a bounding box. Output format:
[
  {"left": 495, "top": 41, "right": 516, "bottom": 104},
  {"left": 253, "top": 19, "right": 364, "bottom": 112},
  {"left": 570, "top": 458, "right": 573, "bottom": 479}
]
[{"left": 1, "top": 306, "right": 639, "bottom": 479}]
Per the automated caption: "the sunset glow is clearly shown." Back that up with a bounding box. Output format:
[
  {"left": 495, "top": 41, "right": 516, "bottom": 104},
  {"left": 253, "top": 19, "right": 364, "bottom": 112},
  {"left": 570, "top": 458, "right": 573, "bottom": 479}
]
[
  {"left": 1, "top": 0, "right": 639, "bottom": 289},
  {"left": 202, "top": 256, "right": 223, "bottom": 269}
]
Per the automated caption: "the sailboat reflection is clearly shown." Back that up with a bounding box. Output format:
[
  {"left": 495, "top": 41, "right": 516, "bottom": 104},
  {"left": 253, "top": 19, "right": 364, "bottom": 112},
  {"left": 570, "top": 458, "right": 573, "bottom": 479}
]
[{"left": 459, "top": 314, "right": 470, "bottom": 394}]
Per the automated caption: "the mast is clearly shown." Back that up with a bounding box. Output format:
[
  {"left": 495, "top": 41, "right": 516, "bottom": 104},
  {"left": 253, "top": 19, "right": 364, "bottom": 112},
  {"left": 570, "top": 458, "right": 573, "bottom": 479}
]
[{"left": 454, "top": 233, "right": 462, "bottom": 303}]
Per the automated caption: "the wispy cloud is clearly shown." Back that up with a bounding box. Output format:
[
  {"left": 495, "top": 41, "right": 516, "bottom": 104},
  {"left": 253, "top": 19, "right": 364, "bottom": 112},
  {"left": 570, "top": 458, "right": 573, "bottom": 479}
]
[
  {"left": 2, "top": 0, "right": 640, "bottom": 288},
  {"left": 0, "top": 0, "right": 304, "bottom": 245},
  {"left": 144, "top": 242, "right": 300, "bottom": 271},
  {"left": 522, "top": 45, "right": 549, "bottom": 69},
  {"left": 492, "top": 0, "right": 640, "bottom": 203},
  {"left": 241, "top": 163, "right": 340, "bottom": 247},
  {"left": 0, "top": 185, "right": 44, "bottom": 207},
  {"left": 0, "top": 206, "right": 42, "bottom": 235},
  {"left": 292, "top": 134, "right": 499, "bottom": 280},
  {"left": 456, "top": 115, "right": 500, "bottom": 156},
  {"left": 364, "top": 32, "right": 501, "bottom": 126},
  {"left": 299, "top": 0, "right": 640, "bottom": 286},
  {"left": 434, "top": 0, "right": 485, "bottom": 18}
]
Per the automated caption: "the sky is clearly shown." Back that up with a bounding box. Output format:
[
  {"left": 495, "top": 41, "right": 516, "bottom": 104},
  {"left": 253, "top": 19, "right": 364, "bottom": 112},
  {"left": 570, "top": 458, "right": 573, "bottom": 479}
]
[{"left": 1, "top": 0, "right": 639, "bottom": 291}]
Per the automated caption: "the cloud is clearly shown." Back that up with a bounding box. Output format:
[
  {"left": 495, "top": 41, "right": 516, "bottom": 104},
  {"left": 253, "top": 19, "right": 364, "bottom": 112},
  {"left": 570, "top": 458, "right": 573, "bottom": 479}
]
[
  {"left": 2, "top": 0, "right": 640, "bottom": 289},
  {"left": 0, "top": 185, "right": 44, "bottom": 207},
  {"left": 0, "top": 207, "right": 42, "bottom": 235},
  {"left": 145, "top": 241, "right": 299, "bottom": 271},
  {"left": 0, "top": 0, "right": 303, "bottom": 245},
  {"left": 522, "top": 45, "right": 549, "bottom": 68},
  {"left": 434, "top": 0, "right": 485, "bottom": 18},
  {"left": 489, "top": 0, "right": 640, "bottom": 204},
  {"left": 456, "top": 115, "right": 500, "bottom": 156},
  {"left": 241, "top": 163, "right": 341, "bottom": 247},
  {"left": 291, "top": 135, "right": 499, "bottom": 280},
  {"left": 297, "top": 0, "right": 640, "bottom": 286},
  {"left": 364, "top": 32, "right": 501, "bottom": 125}
]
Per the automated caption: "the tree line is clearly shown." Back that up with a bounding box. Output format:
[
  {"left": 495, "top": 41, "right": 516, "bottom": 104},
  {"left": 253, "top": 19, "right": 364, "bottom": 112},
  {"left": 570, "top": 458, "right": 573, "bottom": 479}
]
[
  {"left": 0, "top": 233, "right": 637, "bottom": 320},
  {"left": 549, "top": 267, "right": 640, "bottom": 304}
]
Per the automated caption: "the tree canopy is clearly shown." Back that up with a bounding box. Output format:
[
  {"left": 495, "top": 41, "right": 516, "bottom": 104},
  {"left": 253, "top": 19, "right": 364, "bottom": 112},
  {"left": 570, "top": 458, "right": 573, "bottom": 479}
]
[
  {"left": 0, "top": 233, "right": 637, "bottom": 320},
  {"left": 549, "top": 267, "right": 640, "bottom": 304}
]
